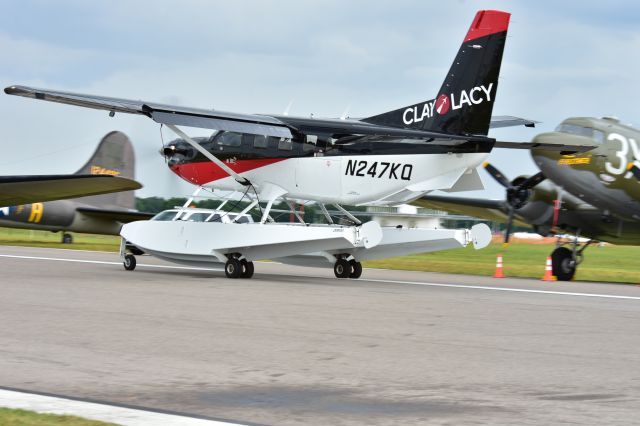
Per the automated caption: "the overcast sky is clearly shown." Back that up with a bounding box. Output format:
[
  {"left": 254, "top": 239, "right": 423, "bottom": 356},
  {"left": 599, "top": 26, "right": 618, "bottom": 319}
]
[{"left": 1, "top": 0, "right": 639, "bottom": 199}]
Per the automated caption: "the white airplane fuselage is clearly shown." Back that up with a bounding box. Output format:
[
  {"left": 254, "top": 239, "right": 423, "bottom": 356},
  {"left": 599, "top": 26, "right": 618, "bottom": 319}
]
[{"left": 169, "top": 148, "right": 488, "bottom": 205}]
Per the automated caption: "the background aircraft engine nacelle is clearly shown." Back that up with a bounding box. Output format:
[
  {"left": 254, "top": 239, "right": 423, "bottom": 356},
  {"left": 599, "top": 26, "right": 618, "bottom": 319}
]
[
  {"left": 514, "top": 179, "right": 582, "bottom": 231},
  {"left": 507, "top": 175, "right": 537, "bottom": 209},
  {"left": 0, "top": 200, "right": 77, "bottom": 228}
]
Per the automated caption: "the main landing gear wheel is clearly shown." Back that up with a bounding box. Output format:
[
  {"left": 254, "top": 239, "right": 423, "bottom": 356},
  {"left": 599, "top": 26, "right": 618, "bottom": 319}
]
[
  {"left": 123, "top": 254, "right": 136, "bottom": 271},
  {"left": 241, "top": 260, "right": 254, "bottom": 279},
  {"left": 225, "top": 258, "right": 242, "bottom": 279},
  {"left": 551, "top": 247, "right": 576, "bottom": 281},
  {"left": 334, "top": 258, "right": 351, "bottom": 279},
  {"left": 349, "top": 260, "right": 363, "bottom": 279},
  {"left": 62, "top": 233, "right": 73, "bottom": 244}
]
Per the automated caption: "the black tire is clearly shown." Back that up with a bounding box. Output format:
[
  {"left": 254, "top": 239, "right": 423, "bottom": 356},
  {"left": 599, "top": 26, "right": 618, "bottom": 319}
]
[
  {"left": 123, "top": 254, "right": 136, "bottom": 271},
  {"left": 334, "top": 258, "right": 351, "bottom": 279},
  {"left": 225, "top": 258, "right": 242, "bottom": 279},
  {"left": 349, "top": 261, "right": 363, "bottom": 279},
  {"left": 62, "top": 233, "right": 73, "bottom": 244},
  {"left": 241, "top": 260, "right": 254, "bottom": 279},
  {"left": 551, "top": 247, "right": 576, "bottom": 281}
]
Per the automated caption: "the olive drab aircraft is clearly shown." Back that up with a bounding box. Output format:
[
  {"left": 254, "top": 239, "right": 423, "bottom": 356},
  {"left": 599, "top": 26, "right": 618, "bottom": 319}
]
[
  {"left": 4, "top": 10, "right": 594, "bottom": 227},
  {"left": 0, "top": 132, "right": 151, "bottom": 243},
  {"left": 415, "top": 116, "right": 640, "bottom": 281}
]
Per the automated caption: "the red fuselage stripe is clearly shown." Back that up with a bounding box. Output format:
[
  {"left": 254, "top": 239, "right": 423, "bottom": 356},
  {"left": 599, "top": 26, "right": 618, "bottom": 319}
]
[{"left": 170, "top": 158, "right": 288, "bottom": 185}]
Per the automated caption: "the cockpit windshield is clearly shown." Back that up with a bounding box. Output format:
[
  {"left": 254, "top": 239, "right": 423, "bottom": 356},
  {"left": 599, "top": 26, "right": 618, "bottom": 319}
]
[{"left": 555, "top": 123, "right": 604, "bottom": 144}]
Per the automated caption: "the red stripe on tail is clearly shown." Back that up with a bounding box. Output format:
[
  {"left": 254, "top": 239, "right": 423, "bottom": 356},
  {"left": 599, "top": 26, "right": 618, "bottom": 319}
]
[{"left": 464, "top": 10, "right": 511, "bottom": 42}]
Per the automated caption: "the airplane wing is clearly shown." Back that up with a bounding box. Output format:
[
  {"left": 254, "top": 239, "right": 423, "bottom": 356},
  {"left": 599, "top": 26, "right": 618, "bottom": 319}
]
[
  {"left": 5, "top": 85, "right": 593, "bottom": 152},
  {"left": 3, "top": 85, "right": 533, "bottom": 142},
  {"left": 411, "top": 194, "right": 530, "bottom": 227},
  {"left": 0, "top": 175, "right": 142, "bottom": 207},
  {"left": 76, "top": 207, "right": 154, "bottom": 223},
  {"left": 4, "top": 85, "right": 294, "bottom": 138}
]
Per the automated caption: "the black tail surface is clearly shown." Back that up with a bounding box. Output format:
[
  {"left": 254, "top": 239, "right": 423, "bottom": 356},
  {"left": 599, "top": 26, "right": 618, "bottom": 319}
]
[
  {"left": 362, "top": 10, "right": 510, "bottom": 136},
  {"left": 75, "top": 131, "right": 136, "bottom": 210}
]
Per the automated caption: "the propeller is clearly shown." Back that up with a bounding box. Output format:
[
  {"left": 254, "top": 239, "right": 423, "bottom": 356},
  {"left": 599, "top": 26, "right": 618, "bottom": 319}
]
[{"left": 483, "top": 162, "right": 546, "bottom": 246}]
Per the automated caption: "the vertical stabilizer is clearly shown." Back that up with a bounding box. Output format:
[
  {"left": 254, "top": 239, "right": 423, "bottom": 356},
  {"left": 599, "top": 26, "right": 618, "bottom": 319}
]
[
  {"left": 362, "top": 10, "right": 510, "bottom": 136},
  {"left": 75, "top": 131, "right": 136, "bottom": 209}
]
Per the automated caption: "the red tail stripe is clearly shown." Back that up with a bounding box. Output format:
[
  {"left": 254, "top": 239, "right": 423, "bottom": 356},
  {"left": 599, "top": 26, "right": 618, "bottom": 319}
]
[{"left": 464, "top": 10, "right": 511, "bottom": 42}]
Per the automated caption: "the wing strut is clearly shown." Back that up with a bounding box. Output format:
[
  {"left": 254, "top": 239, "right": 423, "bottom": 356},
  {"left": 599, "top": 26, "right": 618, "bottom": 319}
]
[
  {"left": 165, "top": 124, "right": 250, "bottom": 186},
  {"left": 333, "top": 204, "right": 362, "bottom": 225}
]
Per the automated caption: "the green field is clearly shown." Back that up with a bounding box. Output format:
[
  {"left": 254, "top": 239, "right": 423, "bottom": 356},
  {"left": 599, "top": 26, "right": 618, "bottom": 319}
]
[
  {"left": 0, "top": 407, "right": 118, "bottom": 426},
  {"left": 0, "top": 229, "right": 120, "bottom": 252},
  {"left": 0, "top": 229, "right": 638, "bottom": 284},
  {"left": 365, "top": 242, "right": 640, "bottom": 284}
]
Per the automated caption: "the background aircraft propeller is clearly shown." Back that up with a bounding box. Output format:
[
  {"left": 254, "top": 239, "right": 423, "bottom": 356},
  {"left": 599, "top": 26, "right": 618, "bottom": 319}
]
[{"left": 483, "top": 163, "right": 546, "bottom": 245}]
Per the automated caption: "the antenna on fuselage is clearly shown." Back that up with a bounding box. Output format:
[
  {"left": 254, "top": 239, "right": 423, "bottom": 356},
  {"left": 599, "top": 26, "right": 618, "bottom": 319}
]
[
  {"left": 283, "top": 100, "right": 294, "bottom": 116},
  {"left": 340, "top": 105, "right": 351, "bottom": 120}
]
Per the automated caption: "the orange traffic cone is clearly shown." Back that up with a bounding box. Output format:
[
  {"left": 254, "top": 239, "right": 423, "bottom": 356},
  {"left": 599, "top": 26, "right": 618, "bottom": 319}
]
[
  {"left": 493, "top": 254, "right": 505, "bottom": 278},
  {"left": 541, "top": 256, "right": 557, "bottom": 281}
]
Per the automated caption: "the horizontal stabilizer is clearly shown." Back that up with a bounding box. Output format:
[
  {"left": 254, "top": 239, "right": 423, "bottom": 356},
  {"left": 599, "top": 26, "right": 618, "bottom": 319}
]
[
  {"left": 0, "top": 175, "right": 142, "bottom": 207},
  {"left": 490, "top": 116, "right": 537, "bottom": 129}
]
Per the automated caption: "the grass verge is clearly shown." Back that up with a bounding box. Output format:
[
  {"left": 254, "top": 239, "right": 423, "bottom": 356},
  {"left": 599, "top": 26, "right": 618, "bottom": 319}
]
[
  {"left": 364, "top": 241, "right": 640, "bottom": 284},
  {"left": 0, "top": 407, "right": 119, "bottom": 426},
  {"left": 0, "top": 229, "right": 638, "bottom": 284}
]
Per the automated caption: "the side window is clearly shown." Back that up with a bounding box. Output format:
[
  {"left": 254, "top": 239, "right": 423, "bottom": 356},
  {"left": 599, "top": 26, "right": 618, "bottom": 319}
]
[
  {"left": 235, "top": 216, "right": 251, "bottom": 224},
  {"left": 254, "top": 135, "right": 268, "bottom": 149},
  {"left": 187, "top": 213, "right": 209, "bottom": 222},
  {"left": 303, "top": 135, "right": 317, "bottom": 153},
  {"left": 243, "top": 134, "right": 255, "bottom": 147},
  {"left": 217, "top": 132, "right": 242, "bottom": 147},
  {"left": 268, "top": 136, "right": 279, "bottom": 148},
  {"left": 151, "top": 211, "right": 178, "bottom": 221},
  {"left": 206, "top": 214, "right": 222, "bottom": 222},
  {"left": 278, "top": 138, "right": 293, "bottom": 151},
  {"left": 593, "top": 130, "right": 605, "bottom": 144}
]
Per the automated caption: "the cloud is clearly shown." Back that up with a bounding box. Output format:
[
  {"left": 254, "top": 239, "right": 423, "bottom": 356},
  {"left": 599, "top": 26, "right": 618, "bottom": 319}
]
[{"left": 1, "top": 1, "right": 640, "bottom": 199}]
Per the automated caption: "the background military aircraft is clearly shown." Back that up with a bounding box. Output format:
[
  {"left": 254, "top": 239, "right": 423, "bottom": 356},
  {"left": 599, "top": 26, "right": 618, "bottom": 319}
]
[
  {"left": 0, "top": 131, "right": 152, "bottom": 243},
  {"left": 415, "top": 116, "right": 640, "bottom": 280}
]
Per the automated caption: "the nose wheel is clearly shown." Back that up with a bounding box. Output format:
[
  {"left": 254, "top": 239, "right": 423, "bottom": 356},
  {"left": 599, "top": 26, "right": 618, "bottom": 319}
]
[{"left": 123, "top": 254, "right": 136, "bottom": 271}]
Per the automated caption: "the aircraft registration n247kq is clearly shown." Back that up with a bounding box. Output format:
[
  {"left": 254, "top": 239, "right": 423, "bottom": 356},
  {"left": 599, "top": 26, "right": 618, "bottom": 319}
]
[{"left": 4, "top": 10, "right": 594, "bottom": 219}]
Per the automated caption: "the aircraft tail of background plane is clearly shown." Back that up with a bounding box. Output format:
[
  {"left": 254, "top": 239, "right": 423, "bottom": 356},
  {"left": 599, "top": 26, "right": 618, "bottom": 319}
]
[
  {"left": 74, "top": 131, "right": 136, "bottom": 210},
  {"left": 362, "top": 10, "right": 510, "bottom": 136}
]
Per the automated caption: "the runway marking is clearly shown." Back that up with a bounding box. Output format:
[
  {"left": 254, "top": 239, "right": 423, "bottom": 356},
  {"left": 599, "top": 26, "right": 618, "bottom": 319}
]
[
  {"left": 0, "top": 254, "right": 222, "bottom": 272},
  {"left": 1, "top": 252, "right": 638, "bottom": 301},
  {"left": 0, "top": 388, "right": 244, "bottom": 425},
  {"left": 358, "top": 278, "right": 640, "bottom": 301}
]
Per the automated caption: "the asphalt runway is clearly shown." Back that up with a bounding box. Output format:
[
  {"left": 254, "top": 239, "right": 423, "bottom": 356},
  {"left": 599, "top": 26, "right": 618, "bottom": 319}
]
[{"left": 0, "top": 245, "right": 639, "bottom": 425}]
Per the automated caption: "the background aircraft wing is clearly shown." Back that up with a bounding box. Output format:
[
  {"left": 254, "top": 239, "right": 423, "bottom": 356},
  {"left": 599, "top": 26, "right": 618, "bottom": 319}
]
[
  {"left": 75, "top": 207, "right": 154, "bottom": 223},
  {"left": 411, "top": 194, "right": 530, "bottom": 227},
  {"left": 493, "top": 140, "right": 596, "bottom": 153},
  {"left": 0, "top": 175, "right": 142, "bottom": 206},
  {"left": 4, "top": 85, "right": 294, "bottom": 138}
]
